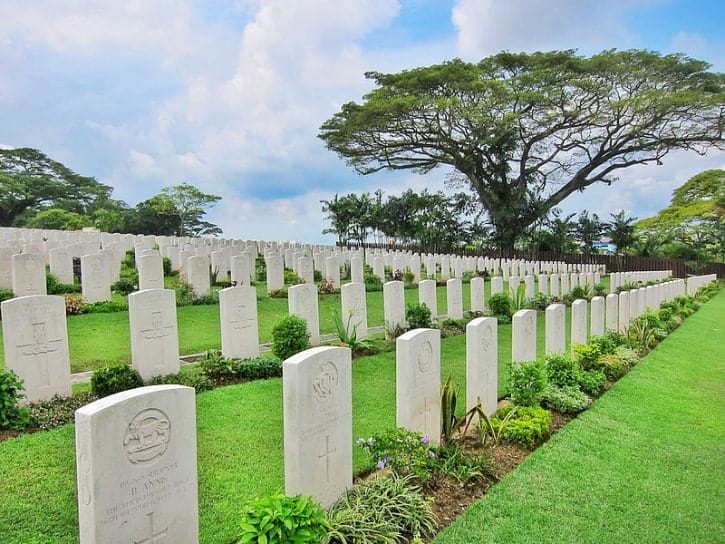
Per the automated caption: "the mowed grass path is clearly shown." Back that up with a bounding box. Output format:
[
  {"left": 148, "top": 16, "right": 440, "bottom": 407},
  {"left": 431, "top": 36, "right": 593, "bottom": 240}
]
[
  {"left": 0, "top": 285, "right": 577, "bottom": 544},
  {"left": 436, "top": 288, "right": 725, "bottom": 544}
]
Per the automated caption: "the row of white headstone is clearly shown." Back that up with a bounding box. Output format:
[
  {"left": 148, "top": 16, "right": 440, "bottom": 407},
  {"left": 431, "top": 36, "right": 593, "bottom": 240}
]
[{"left": 70, "top": 274, "right": 709, "bottom": 542}]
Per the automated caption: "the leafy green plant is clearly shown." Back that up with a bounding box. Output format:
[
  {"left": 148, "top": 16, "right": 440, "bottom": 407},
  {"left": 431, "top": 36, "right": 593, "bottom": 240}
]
[
  {"left": 111, "top": 277, "right": 137, "bottom": 295},
  {"left": 440, "top": 375, "right": 458, "bottom": 444},
  {"left": 271, "top": 315, "right": 310, "bottom": 360},
  {"left": 511, "top": 284, "right": 530, "bottom": 311},
  {"left": 235, "top": 494, "right": 330, "bottom": 544},
  {"left": 327, "top": 474, "right": 437, "bottom": 544},
  {"left": 406, "top": 303, "right": 432, "bottom": 329},
  {"left": 162, "top": 256, "right": 173, "bottom": 276},
  {"left": 545, "top": 354, "right": 581, "bottom": 388},
  {"left": 284, "top": 269, "right": 304, "bottom": 286},
  {"left": 0, "top": 288, "right": 14, "bottom": 306},
  {"left": 81, "top": 300, "right": 129, "bottom": 313},
  {"left": 541, "top": 385, "right": 591, "bottom": 413},
  {"left": 403, "top": 270, "right": 415, "bottom": 285},
  {"left": 430, "top": 445, "right": 492, "bottom": 484},
  {"left": 628, "top": 317, "right": 658, "bottom": 352},
  {"left": 572, "top": 343, "right": 603, "bottom": 370},
  {"left": 509, "top": 360, "right": 548, "bottom": 406},
  {"left": 0, "top": 369, "right": 32, "bottom": 430},
  {"left": 199, "top": 351, "right": 283, "bottom": 384},
  {"left": 364, "top": 270, "right": 383, "bottom": 292},
  {"left": 570, "top": 284, "right": 593, "bottom": 301},
  {"left": 29, "top": 392, "right": 98, "bottom": 431},
  {"left": 528, "top": 292, "right": 551, "bottom": 311},
  {"left": 578, "top": 369, "right": 606, "bottom": 395},
  {"left": 333, "top": 311, "right": 371, "bottom": 352},
  {"left": 478, "top": 403, "right": 519, "bottom": 447},
  {"left": 91, "top": 364, "right": 144, "bottom": 398},
  {"left": 357, "top": 428, "right": 436, "bottom": 482},
  {"left": 488, "top": 292, "right": 513, "bottom": 320},
  {"left": 147, "top": 371, "right": 214, "bottom": 393},
  {"left": 491, "top": 405, "right": 553, "bottom": 448},
  {"left": 46, "top": 273, "right": 80, "bottom": 295},
  {"left": 268, "top": 288, "right": 289, "bottom": 299}
]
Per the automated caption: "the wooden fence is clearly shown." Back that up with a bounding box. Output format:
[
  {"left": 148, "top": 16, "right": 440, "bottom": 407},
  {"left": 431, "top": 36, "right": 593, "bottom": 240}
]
[{"left": 338, "top": 242, "right": 725, "bottom": 279}]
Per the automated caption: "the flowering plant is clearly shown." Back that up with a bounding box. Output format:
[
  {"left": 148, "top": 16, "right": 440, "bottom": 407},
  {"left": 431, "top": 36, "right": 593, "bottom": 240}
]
[{"left": 357, "top": 427, "right": 438, "bottom": 482}]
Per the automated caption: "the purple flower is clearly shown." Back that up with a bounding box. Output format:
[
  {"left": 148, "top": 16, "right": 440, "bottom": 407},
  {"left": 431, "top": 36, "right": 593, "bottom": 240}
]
[
  {"left": 376, "top": 460, "right": 386, "bottom": 470},
  {"left": 421, "top": 436, "right": 430, "bottom": 445}
]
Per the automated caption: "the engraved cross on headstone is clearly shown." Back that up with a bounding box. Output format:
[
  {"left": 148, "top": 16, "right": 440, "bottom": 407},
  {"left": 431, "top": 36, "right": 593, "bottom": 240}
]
[
  {"left": 318, "top": 435, "right": 336, "bottom": 483},
  {"left": 134, "top": 511, "right": 169, "bottom": 544},
  {"left": 17, "top": 320, "right": 62, "bottom": 387}
]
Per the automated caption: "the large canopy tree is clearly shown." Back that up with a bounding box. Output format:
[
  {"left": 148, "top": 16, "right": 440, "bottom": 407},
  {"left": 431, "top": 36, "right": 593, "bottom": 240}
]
[
  {"left": 319, "top": 49, "right": 724, "bottom": 249},
  {"left": 0, "top": 147, "right": 112, "bottom": 226}
]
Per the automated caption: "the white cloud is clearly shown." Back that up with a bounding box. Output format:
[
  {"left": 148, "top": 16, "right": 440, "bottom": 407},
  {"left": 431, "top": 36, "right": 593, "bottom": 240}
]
[{"left": 451, "top": 0, "right": 655, "bottom": 58}]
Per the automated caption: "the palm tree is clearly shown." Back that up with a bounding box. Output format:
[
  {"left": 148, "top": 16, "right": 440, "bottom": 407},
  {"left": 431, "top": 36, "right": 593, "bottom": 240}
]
[{"left": 607, "top": 211, "right": 637, "bottom": 254}]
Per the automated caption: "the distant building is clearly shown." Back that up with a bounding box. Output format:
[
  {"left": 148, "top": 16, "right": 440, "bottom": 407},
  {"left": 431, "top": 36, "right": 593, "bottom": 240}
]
[{"left": 593, "top": 237, "right": 617, "bottom": 254}]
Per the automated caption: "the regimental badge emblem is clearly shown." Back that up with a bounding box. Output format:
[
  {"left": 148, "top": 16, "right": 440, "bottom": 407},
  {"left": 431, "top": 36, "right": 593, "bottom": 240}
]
[
  {"left": 312, "top": 361, "right": 339, "bottom": 402},
  {"left": 417, "top": 340, "right": 433, "bottom": 373},
  {"left": 123, "top": 409, "right": 171, "bottom": 465}
]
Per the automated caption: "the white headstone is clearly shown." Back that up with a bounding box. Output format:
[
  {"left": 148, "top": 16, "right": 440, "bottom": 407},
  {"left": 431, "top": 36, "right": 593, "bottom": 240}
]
[
  {"left": 11, "top": 253, "right": 47, "bottom": 296},
  {"left": 129, "top": 289, "right": 180, "bottom": 380},
  {"left": 187, "top": 256, "right": 211, "bottom": 297},
  {"left": 0, "top": 248, "right": 13, "bottom": 290},
  {"left": 512, "top": 309, "right": 537, "bottom": 363},
  {"left": 230, "top": 254, "right": 252, "bottom": 286},
  {"left": 350, "top": 255, "right": 363, "bottom": 284},
  {"left": 618, "top": 291, "right": 630, "bottom": 333},
  {"left": 81, "top": 253, "right": 112, "bottom": 303},
  {"left": 283, "top": 346, "right": 352, "bottom": 508},
  {"left": 298, "top": 256, "right": 314, "bottom": 285},
  {"left": 1, "top": 295, "right": 71, "bottom": 402},
  {"left": 219, "top": 286, "right": 259, "bottom": 360},
  {"left": 75, "top": 385, "right": 198, "bottom": 544},
  {"left": 383, "top": 280, "right": 406, "bottom": 339},
  {"left": 571, "top": 299, "right": 588, "bottom": 346},
  {"left": 396, "top": 328, "right": 441, "bottom": 443},
  {"left": 545, "top": 303, "right": 566, "bottom": 355},
  {"left": 340, "top": 282, "right": 367, "bottom": 339},
  {"left": 490, "top": 276, "right": 503, "bottom": 295},
  {"left": 137, "top": 254, "right": 164, "bottom": 291},
  {"left": 49, "top": 247, "right": 74, "bottom": 285},
  {"left": 265, "top": 254, "right": 284, "bottom": 293},
  {"left": 446, "top": 278, "right": 463, "bottom": 319},
  {"left": 325, "top": 256, "right": 340, "bottom": 290},
  {"left": 288, "top": 284, "right": 320, "bottom": 346},
  {"left": 470, "top": 277, "right": 485, "bottom": 312},
  {"left": 418, "top": 279, "right": 438, "bottom": 318},
  {"left": 590, "top": 296, "right": 605, "bottom": 337},
  {"left": 605, "top": 293, "right": 619, "bottom": 332},
  {"left": 466, "top": 317, "right": 497, "bottom": 416},
  {"left": 550, "top": 273, "right": 560, "bottom": 298}
]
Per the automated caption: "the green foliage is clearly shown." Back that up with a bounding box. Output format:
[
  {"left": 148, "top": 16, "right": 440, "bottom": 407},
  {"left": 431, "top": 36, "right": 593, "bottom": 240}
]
[
  {"left": 268, "top": 288, "right": 288, "bottom": 299},
  {"left": 528, "top": 292, "right": 551, "bottom": 311},
  {"left": 46, "top": 273, "right": 80, "bottom": 295},
  {"left": 403, "top": 270, "right": 415, "bottom": 285},
  {"left": 545, "top": 354, "right": 581, "bottom": 388},
  {"left": 90, "top": 364, "right": 144, "bottom": 398},
  {"left": 29, "top": 392, "right": 98, "bottom": 431},
  {"left": 25, "top": 207, "right": 90, "bottom": 230},
  {"left": 364, "top": 269, "right": 383, "bottom": 292},
  {"left": 111, "top": 277, "right": 137, "bottom": 295},
  {"left": 162, "top": 256, "right": 173, "bottom": 277},
  {"left": 284, "top": 269, "right": 304, "bottom": 285},
  {"left": 431, "top": 446, "right": 493, "bottom": 484},
  {"left": 578, "top": 369, "right": 606, "bottom": 396},
  {"left": 405, "top": 303, "right": 432, "bottom": 329},
  {"left": 573, "top": 343, "right": 603, "bottom": 370},
  {"left": 199, "top": 351, "right": 283, "bottom": 385},
  {"left": 327, "top": 474, "right": 437, "bottom": 544},
  {"left": 440, "top": 375, "right": 458, "bottom": 444},
  {"left": 81, "top": 300, "right": 129, "bottom": 314},
  {"left": 175, "top": 281, "right": 219, "bottom": 306},
  {"left": 334, "top": 311, "right": 371, "bottom": 352},
  {"left": 541, "top": 385, "right": 592, "bottom": 413},
  {"left": 146, "top": 372, "right": 214, "bottom": 393},
  {"left": 509, "top": 360, "right": 548, "bottom": 406},
  {"left": 0, "top": 288, "right": 15, "bottom": 305},
  {"left": 235, "top": 494, "right": 330, "bottom": 544},
  {"left": 511, "top": 284, "right": 530, "bottom": 311},
  {"left": 357, "top": 428, "right": 436, "bottom": 481},
  {"left": 0, "top": 369, "right": 32, "bottom": 430},
  {"left": 488, "top": 292, "right": 513, "bottom": 319},
  {"left": 570, "top": 284, "right": 593, "bottom": 301},
  {"left": 271, "top": 315, "right": 310, "bottom": 360},
  {"left": 492, "top": 405, "right": 553, "bottom": 448}
]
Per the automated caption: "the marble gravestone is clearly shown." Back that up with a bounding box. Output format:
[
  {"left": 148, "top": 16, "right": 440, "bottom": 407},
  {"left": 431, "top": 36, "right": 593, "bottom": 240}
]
[
  {"left": 605, "top": 293, "right": 619, "bottom": 332},
  {"left": 75, "top": 385, "right": 198, "bottom": 544},
  {"left": 325, "top": 256, "right": 341, "bottom": 289},
  {"left": 350, "top": 255, "right": 363, "bottom": 284},
  {"left": 396, "top": 328, "right": 441, "bottom": 444},
  {"left": 230, "top": 254, "right": 251, "bottom": 286},
  {"left": 187, "top": 256, "right": 211, "bottom": 297},
  {"left": 383, "top": 280, "right": 406, "bottom": 339},
  {"left": 340, "top": 282, "right": 368, "bottom": 339},
  {"left": 618, "top": 291, "right": 630, "bottom": 333},
  {"left": 571, "top": 299, "right": 588, "bottom": 346},
  {"left": 490, "top": 276, "right": 503, "bottom": 295},
  {"left": 466, "top": 317, "right": 498, "bottom": 416},
  {"left": 0, "top": 248, "right": 13, "bottom": 290},
  {"left": 545, "top": 303, "right": 566, "bottom": 355},
  {"left": 470, "top": 277, "right": 485, "bottom": 313},
  {"left": 49, "top": 247, "right": 74, "bottom": 285},
  {"left": 265, "top": 254, "right": 284, "bottom": 293},
  {"left": 297, "top": 256, "right": 314, "bottom": 285},
  {"left": 512, "top": 309, "right": 537, "bottom": 363},
  {"left": 219, "top": 286, "right": 259, "bottom": 360},
  {"left": 137, "top": 254, "right": 165, "bottom": 291},
  {"left": 446, "top": 278, "right": 463, "bottom": 320},
  {"left": 590, "top": 296, "right": 605, "bottom": 337},
  {"left": 81, "top": 253, "right": 112, "bottom": 303},
  {"left": 283, "top": 346, "right": 352, "bottom": 509},
  {"left": 418, "top": 279, "right": 438, "bottom": 318},
  {"left": 1, "top": 295, "right": 71, "bottom": 402},
  {"left": 128, "top": 289, "right": 180, "bottom": 380},
  {"left": 288, "top": 284, "right": 320, "bottom": 346},
  {"left": 11, "top": 253, "right": 47, "bottom": 297}
]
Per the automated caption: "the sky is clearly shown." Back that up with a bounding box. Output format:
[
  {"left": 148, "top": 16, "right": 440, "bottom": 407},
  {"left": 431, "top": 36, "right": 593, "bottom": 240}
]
[{"left": 1, "top": 0, "right": 723, "bottom": 243}]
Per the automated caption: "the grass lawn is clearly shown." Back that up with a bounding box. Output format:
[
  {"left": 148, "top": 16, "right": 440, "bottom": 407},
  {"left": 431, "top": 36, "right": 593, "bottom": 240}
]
[
  {"left": 0, "top": 281, "right": 580, "bottom": 544},
  {"left": 435, "top": 288, "right": 725, "bottom": 544},
  {"left": 0, "top": 276, "right": 592, "bottom": 373}
]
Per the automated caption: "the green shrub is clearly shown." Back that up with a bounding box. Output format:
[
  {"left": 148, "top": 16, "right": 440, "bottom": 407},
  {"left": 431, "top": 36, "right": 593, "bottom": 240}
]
[
  {"left": 284, "top": 269, "right": 304, "bottom": 286},
  {"left": 403, "top": 270, "right": 415, "bottom": 285},
  {"left": 147, "top": 372, "right": 213, "bottom": 393},
  {"left": 313, "top": 270, "right": 322, "bottom": 282},
  {"left": 0, "top": 288, "right": 15, "bottom": 305},
  {"left": 614, "top": 346, "right": 640, "bottom": 367},
  {"left": 162, "top": 256, "right": 173, "bottom": 276},
  {"left": 589, "top": 334, "right": 619, "bottom": 356},
  {"left": 271, "top": 315, "right": 310, "bottom": 360},
  {"left": 528, "top": 293, "right": 551, "bottom": 311},
  {"left": 91, "top": 364, "right": 144, "bottom": 398},
  {"left": 46, "top": 273, "right": 80, "bottom": 294},
  {"left": 200, "top": 352, "right": 283, "bottom": 384},
  {"left": 542, "top": 385, "right": 591, "bottom": 413},
  {"left": 364, "top": 270, "right": 383, "bottom": 292},
  {"left": 29, "top": 392, "right": 97, "bottom": 431},
  {"left": 0, "top": 369, "right": 32, "bottom": 430},
  {"left": 327, "top": 474, "right": 436, "bottom": 544},
  {"left": 509, "top": 360, "right": 548, "bottom": 406},
  {"left": 597, "top": 354, "right": 629, "bottom": 381},
  {"left": 122, "top": 250, "right": 135, "bottom": 268},
  {"left": 492, "top": 405, "right": 552, "bottom": 448},
  {"left": 357, "top": 427, "right": 436, "bottom": 481},
  {"left": 429, "top": 445, "right": 492, "bottom": 484},
  {"left": 578, "top": 369, "right": 606, "bottom": 395},
  {"left": 488, "top": 292, "right": 512, "bottom": 319},
  {"left": 235, "top": 494, "right": 330, "bottom": 544},
  {"left": 406, "top": 303, "right": 432, "bottom": 329},
  {"left": 545, "top": 354, "right": 581, "bottom": 388},
  {"left": 268, "top": 288, "right": 288, "bottom": 299},
  {"left": 81, "top": 300, "right": 129, "bottom": 313},
  {"left": 112, "top": 277, "right": 137, "bottom": 295},
  {"left": 573, "top": 343, "right": 602, "bottom": 370},
  {"left": 570, "top": 285, "right": 592, "bottom": 301}
]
